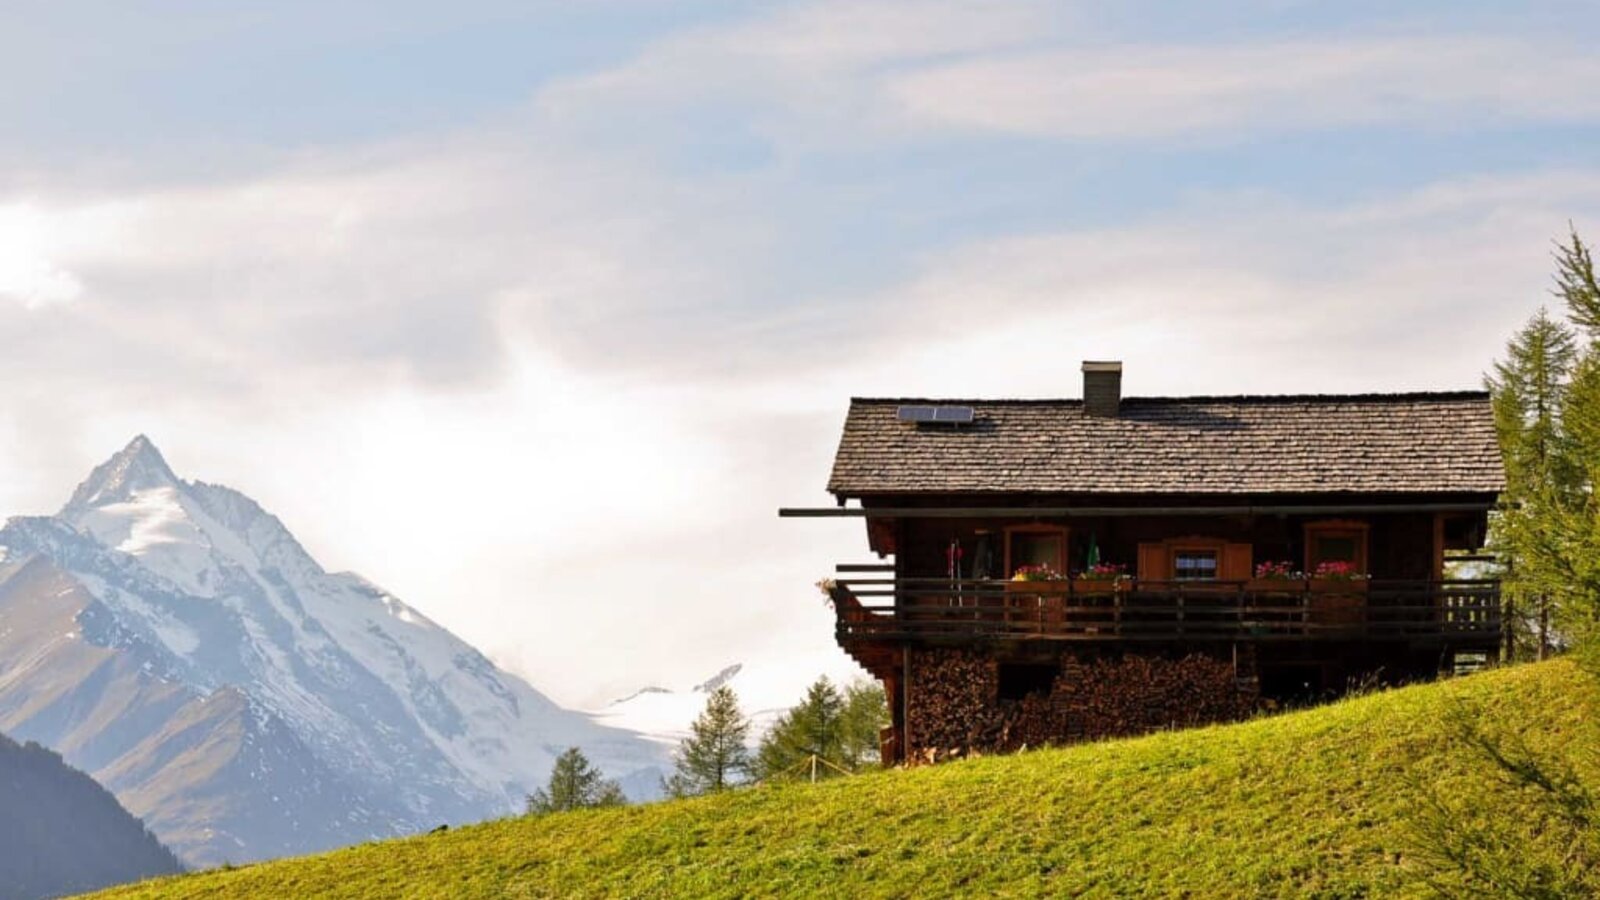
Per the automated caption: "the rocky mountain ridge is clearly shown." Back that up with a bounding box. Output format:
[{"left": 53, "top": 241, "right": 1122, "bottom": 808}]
[{"left": 0, "top": 436, "right": 664, "bottom": 866}]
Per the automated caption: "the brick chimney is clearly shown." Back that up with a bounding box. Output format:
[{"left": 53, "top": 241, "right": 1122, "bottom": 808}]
[{"left": 1082, "top": 361, "right": 1123, "bottom": 418}]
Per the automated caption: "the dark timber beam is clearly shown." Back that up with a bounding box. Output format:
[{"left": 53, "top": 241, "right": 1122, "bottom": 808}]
[{"left": 779, "top": 503, "right": 1494, "bottom": 519}]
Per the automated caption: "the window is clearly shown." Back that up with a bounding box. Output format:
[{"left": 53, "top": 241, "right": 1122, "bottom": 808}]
[
  {"left": 1304, "top": 521, "right": 1369, "bottom": 576},
  {"left": 1004, "top": 526, "right": 1067, "bottom": 578},
  {"left": 1173, "top": 549, "right": 1220, "bottom": 581},
  {"left": 1311, "top": 536, "right": 1358, "bottom": 566},
  {"left": 1139, "top": 536, "right": 1250, "bottom": 581}
]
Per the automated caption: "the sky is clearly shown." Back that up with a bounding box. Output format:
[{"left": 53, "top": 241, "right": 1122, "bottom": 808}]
[{"left": 1, "top": 0, "right": 1598, "bottom": 709}]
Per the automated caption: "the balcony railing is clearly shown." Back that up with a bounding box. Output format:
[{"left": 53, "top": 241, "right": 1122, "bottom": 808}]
[{"left": 826, "top": 577, "right": 1503, "bottom": 644}]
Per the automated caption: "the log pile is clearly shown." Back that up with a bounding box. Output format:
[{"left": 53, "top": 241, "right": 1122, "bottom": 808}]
[
  {"left": 905, "top": 649, "right": 999, "bottom": 763},
  {"left": 1052, "top": 653, "right": 1253, "bottom": 742},
  {"left": 996, "top": 692, "right": 1059, "bottom": 750},
  {"left": 903, "top": 648, "right": 1257, "bottom": 763}
]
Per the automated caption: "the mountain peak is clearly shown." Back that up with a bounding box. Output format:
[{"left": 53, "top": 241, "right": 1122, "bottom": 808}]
[
  {"left": 693, "top": 664, "right": 743, "bottom": 693},
  {"left": 61, "top": 434, "right": 182, "bottom": 513}
]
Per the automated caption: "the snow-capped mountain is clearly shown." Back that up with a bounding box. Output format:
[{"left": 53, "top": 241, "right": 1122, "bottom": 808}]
[
  {"left": 591, "top": 662, "right": 798, "bottom": 749},
  {"left": 0, "top": 436, "right": 664, "bottom": 866}
]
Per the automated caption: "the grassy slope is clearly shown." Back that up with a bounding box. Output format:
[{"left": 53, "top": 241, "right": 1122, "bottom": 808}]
[{"left": 97, "top": 661, "right": 1595, "bottom": 899}]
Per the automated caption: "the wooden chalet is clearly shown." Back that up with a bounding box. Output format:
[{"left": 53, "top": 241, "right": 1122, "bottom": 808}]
[{"left": 783, "top": 361, "right": 1507, "bottom": 764}]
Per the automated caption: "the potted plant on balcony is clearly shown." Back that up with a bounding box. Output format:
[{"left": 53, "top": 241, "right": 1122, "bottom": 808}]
[
  {"left": 1007, "top": 564, "right": 1068, "bottom": 626},
  {"left": 1247, "top": 560, "right": 1305, "bottom": 592},
  {"left": 1075, "top": 562, "right": 1130, "bottom": 594},
  {"left": 1069, "top": 562, "right": 1129, "bottom": 634}
]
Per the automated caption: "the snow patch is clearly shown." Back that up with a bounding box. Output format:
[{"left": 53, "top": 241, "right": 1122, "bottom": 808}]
[
  {"left": 25, "top": 435, "right": 669, "bottom": 825},
  {"left": 75, "top": 572, "right": 201, "bottom": 657},
  {"left": 72, "top": 486, "right": 219, "bottom": 596}
]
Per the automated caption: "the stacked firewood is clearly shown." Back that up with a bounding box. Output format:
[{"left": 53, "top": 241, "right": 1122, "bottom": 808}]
[
  {"left": 906, "top": 649, "right": 1000, "bottom": 762},
  {"left": 904, "top": 649, "right": 1255, "bottom": 764},
  {"left": 995, "top": 692, "right": 1059, "bottom": 750},
  {"left": 1053, "top": 653, "right": 1250, "bottom": 741}
]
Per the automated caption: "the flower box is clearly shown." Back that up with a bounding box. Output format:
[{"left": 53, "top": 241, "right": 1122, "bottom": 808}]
[{"left": 1307, "top": 578, "right": 1368, "bottom": 626}]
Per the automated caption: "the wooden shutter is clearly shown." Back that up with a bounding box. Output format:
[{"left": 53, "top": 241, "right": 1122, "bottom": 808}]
[
  {"left": 1137, "top": 542, "right": 1168, "bottom": 581},
  {"left": 1221, "top": 542, "right": 1254, "bottom": 581}
]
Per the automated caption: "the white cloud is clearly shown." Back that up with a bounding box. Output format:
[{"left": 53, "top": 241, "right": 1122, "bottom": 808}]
[
  {"left": 887, "top": 36, "right": 1600, "bottom": 139},
  {"left": 534, "top": 0, "right": 1058, "bottom": 152},
  {"left": 3, "top": 148, "right": 1595, "bottom": 708},
  {"left": 0, "top": 205, "right": 88, "bottom": 309}
]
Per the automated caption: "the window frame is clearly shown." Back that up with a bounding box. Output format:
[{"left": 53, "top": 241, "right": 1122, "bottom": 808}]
[
  {"left": 1303, "top": 520, "right": 1370, "bottom": 577},
  {"left": 1003, "top": 524, "right": 1069, "bottom": 579},
  {"left": 1166, "top": 536, "right": 1229, "bottom": 582}
]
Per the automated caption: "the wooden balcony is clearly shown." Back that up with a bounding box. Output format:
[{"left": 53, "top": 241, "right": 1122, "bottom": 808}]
[{"left": 826, "top": 576, "right": 1504, "bottom": 647}]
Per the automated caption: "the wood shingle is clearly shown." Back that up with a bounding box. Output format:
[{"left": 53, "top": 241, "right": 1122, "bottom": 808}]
[{"left": 827, "top": 392, "right": 1504, "bottom": 498}]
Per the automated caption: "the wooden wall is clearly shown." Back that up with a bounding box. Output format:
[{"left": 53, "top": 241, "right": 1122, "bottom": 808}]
[{"left": 895, "top": 509, "right": 1449, "bottom": 581}]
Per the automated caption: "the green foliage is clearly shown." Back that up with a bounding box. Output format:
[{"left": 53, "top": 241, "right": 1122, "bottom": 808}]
[
  {"left": 1486, "top": 307, "right": 1578, "bottom": 501},
  {"left": 839, "top": 680, "right": 890, "bottom": 770},
  {"left": 1414, "top": 229, "right": 1600, "bottom": 897},
  {"left": 91, "top": 662, "right": 1597, "bottom": 899},
  {"left": 525, "top": 747, "right": 625, "bottom": 816},
  {"left": 1486, "top": 229, "right": 1600, "bottom": 658},
  {"left": 664, "top": 686, "right": 751, "bottom": 798},
  {"left": 756, "top": 677, "right": 888, "bottom": 781},
  {"left": 1554, "top": 225, "right": 1600, "bottom": 341}
]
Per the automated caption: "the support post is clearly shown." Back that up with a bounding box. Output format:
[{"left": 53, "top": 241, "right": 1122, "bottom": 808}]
[{"left": 902, "top": 645, "right": 912, "bottom": 764}]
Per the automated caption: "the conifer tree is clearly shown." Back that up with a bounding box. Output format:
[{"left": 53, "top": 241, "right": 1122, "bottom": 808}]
[
  {"left": 664, "top": 685, "right": 751, "bottom": 798},
  {"left": 756, "top": 677, "right": 845, "bottom": 780},
  {"left": 1414, "top": 227, "right": 1600, "bottom": 892},
  {"left": 526, "top": 747, "right": 626, "bottom": 815},
  {"left": 1555, "top": 225, "right": 1600, "bottom": 341},
  {"left": 1486, "top": 307, "right": 1578, "bottom": 499},
  {"left": 838, "top": 680, "right": 890, "bottom": 770},
  {"left": 1486, "top": 306, "right": 1579, "bottom": 657},
  {"left": 756, "top": 677, "right": 889, "bottom": 780}
]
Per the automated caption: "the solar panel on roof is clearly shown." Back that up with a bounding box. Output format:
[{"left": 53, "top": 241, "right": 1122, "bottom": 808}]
[
  {"left": 898, "top": 405, "right": 974, "bottom": 425},
  {"left": 933, "top": 406, "right": 975, "bottom": 423}
]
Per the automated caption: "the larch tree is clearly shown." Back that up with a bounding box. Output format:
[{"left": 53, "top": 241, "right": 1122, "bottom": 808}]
[
  {"left": 1555, "top": 223, "right": 1600, "bottom": 340},
  {"left": 1485, "top": 306, "right": 1579, "bottom": 658},
  {"left": 756, "top": 677, "right": 845, "bottom": 780},
  {"left": 1414, "top": 228, "right": 1600, "bottom": 894},
  {"left": 526, "top": 747, "right": 626, "bottom": 815},
  {"left": 664, "top": 685, "right": 751, "bottom": 798},
  {"left": 1485, "top": 229, "right": 1600, "bottom": 658},
  {"left": 756, "top": 677, "right": 889, "bottom": 780}
]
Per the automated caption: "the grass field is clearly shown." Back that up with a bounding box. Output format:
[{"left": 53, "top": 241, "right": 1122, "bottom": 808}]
[{"left": 95, "top": 660, "right": 1596, "bottom": 899}]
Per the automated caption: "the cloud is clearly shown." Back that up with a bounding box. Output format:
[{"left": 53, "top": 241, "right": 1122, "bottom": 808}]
[
  {"left": 534, "top": 0, "right": 1059, "bottom": 153},
  {"left": 0, "top": 205, "right": 86, "bottom": 309},
  {"left": 886, "top": 36, "right": 1600, "bottom": 140}
]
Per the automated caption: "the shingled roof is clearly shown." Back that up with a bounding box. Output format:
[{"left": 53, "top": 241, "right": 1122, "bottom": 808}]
[{"left": 828, "top": 392, "right": 1505, "bottom": 498}]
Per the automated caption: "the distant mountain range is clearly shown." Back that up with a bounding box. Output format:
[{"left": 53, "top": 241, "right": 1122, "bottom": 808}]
[
  {"left": 592, "top": 662, "right": 794, "bottom": 749},
  {"left": 0, "top": 728, "right": 182, "bottom": 900},
  {"left": 0, "top": 436, "right": 665, "bottom": 867}
]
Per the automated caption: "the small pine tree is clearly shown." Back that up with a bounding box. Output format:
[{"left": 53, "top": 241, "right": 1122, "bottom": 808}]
[
  {"left": 664, "top": 685, "right": 751, "bottom": 798},
  {"left": 756, "top": 677, "right": 845, "bottom": 781},
  {"left": 838, "top": 679, "right": 890, "bottom": 770},
  {"left": 526, "top": 747, "right": 626, "bottom": 815},
  {"left": 755, "top": 677, "right": 888, "bottom": 780}
]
